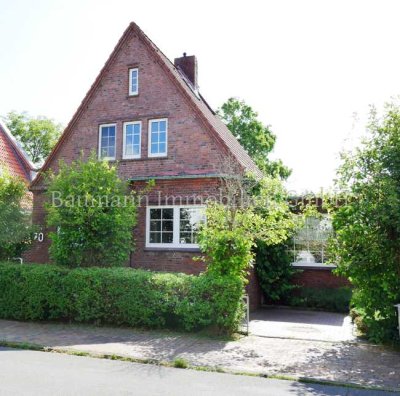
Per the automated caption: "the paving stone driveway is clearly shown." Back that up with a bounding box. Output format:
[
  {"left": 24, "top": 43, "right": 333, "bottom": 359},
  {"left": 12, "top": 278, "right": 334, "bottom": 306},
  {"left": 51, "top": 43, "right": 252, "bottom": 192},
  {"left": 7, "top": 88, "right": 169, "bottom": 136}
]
[
  {"left": 0, "top": 317, "right": 399, "bottom": 391},
  {"left": 249, "top": 307, "right": 356, "bottom": 342}
]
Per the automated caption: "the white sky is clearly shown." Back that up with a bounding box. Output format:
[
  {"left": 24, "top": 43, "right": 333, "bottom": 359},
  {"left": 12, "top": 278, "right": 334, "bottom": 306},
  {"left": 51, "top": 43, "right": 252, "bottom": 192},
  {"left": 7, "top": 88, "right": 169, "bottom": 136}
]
[{"left": 1, "top": 0, "right": 400, "bottom": 193}]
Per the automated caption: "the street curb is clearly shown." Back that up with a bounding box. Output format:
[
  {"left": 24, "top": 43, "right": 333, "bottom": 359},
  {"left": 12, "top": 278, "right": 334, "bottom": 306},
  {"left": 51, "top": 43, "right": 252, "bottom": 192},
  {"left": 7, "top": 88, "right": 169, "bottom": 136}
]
[{"left": 0, "top": 340, "right": 399, "bottom": 393}]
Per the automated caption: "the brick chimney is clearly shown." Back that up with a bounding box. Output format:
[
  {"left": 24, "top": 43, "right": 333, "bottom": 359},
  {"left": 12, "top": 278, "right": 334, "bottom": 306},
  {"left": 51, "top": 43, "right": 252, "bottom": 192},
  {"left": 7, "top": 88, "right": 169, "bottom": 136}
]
[{"left": 174, "top": 53, "right": 198, "bottom": 89}]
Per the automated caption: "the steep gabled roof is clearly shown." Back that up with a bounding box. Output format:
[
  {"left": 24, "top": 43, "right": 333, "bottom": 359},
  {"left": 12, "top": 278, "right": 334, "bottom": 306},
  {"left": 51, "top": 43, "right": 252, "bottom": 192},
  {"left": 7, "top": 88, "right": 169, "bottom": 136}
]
[
  {"left": 31, "top": 22, "right": 262, "bottom": 188},
  {"left": 0, "top": 119, "right": 35, "bottom": 182}
]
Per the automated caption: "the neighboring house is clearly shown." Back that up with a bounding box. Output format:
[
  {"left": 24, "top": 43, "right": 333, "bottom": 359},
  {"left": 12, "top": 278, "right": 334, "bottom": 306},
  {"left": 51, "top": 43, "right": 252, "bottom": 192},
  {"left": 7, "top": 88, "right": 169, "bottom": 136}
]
[
  {"left": 0, "top": 119, "right": 35, "bottom": 183},
  {"left": 27, "top": 22, "right": 262, "bottom": 307},
  {"left": 289, "top": 198, "right": 349, "bottom": 289}
]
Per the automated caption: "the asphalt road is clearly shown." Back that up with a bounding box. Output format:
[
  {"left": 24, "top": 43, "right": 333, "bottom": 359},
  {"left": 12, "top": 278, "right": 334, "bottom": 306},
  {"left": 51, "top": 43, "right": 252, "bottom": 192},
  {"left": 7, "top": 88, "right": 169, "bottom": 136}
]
[{"left": 0, "top": 347, "right": 397, "bottom": 396}]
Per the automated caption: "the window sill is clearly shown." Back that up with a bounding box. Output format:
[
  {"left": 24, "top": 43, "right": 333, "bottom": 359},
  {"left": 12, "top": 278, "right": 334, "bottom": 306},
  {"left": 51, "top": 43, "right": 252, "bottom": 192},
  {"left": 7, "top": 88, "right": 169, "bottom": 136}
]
[
  {"left": 144, "top": 247, "right": 201, "bottom": 253},
  {"left": 292, "top": 262, "right": 336, "bottom": 270}
]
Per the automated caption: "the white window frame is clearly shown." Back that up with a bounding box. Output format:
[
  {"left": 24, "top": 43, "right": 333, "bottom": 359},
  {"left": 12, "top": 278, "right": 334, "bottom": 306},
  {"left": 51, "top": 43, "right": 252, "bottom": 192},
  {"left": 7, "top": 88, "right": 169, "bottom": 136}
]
[
  {"left": 129, "top": 68, "right": 139, "bottom": 96},
  {"left": 98, "top": 123, "right": 117, "bottom": 161},
  {"left": 148, "top": 118, "right": 168, "bottom": 158},
  {"left": 145, "top": 205, "right": 205, "bottom": 248},
  {"left": 123, "top": 121, "right": 141, "bottom": 159}
]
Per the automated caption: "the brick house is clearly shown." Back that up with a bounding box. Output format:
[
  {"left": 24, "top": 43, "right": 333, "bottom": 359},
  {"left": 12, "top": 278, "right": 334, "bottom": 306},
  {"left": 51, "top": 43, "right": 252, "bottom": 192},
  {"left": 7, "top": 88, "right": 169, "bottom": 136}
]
[
  {"left": 27, "top": 22, "right": 263, "bottom": 307},
  {"left": 0, "top": 119, "right": 35, "bottom": 183}
]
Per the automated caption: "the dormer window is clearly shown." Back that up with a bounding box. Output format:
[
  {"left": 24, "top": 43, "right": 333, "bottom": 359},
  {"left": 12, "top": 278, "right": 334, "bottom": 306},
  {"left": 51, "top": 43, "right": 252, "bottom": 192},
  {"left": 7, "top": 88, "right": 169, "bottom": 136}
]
[
  {"left": 98, "top": 124, "right": 116, "bottom": 160},
  {"left": 129, "top": 68, "right": 139, "bottom": 96}
]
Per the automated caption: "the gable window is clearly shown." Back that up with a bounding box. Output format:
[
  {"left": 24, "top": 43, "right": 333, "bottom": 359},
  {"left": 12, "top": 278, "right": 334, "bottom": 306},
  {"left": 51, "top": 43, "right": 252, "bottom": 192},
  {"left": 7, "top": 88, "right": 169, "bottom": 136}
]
[
  {"left": 129, "top": 68, "right": 139, "bottom": 96},
  {"left": 123, "top": 121, "right": 141, "bottom": 159},
  {"left": 146, "top": 206, "right": 205, "bottom": 248},
  {"left": 148, "top": 119, "right": 167, "bottom": 157},
  {"left": 98, "top": 124, "right": 116, "bottom": 160}
]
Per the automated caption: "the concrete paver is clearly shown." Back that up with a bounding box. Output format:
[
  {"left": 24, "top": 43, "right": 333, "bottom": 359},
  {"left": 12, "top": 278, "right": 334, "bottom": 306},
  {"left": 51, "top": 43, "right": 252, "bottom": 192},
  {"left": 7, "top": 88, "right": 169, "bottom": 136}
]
[
  {"left": 0, "top": 317, "right": 399, "bottom": 391},
  {"left": 249, "top": 307, "right": 356, "bottom": 342}
]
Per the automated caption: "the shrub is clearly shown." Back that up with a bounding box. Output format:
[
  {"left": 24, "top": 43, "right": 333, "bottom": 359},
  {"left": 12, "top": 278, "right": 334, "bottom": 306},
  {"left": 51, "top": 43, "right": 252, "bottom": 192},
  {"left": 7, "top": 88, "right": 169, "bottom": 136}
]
[
  {"left": 46, "top": 153, "right": 138, "bottom": 267},
  {"left": 255, "top": 242, "right": 297, "bottom": 302},
  {"left": 287, "top": 287, "right": 352, "bottom": 313},
  {"left": 177, "top": 273, "right": 244, "bottom": 334},
  {"left": 0, "top": 263, "right": 243, "bottom": 334},
  {"left": 0, "top": 170, "right": 33, "bottom": 260}
]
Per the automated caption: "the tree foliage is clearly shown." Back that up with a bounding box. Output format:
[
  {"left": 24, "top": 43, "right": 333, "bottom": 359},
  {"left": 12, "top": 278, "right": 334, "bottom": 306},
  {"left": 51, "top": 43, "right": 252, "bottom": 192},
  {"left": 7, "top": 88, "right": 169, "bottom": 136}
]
[
  {"left": 0, "top": 170, "right": 33, "bottom": 260},
  {"left": 198, "top": 173, "right": 296, "bottom": 285},
  {"left": 3, "top": 111, "right": 62, "bottom": 164},
  {"left": 46, "top": 154, "right": 138, "bottom": 267},
  {"left": 330, "top": 101, "right": 400, "bottom": 342},
  {"left": 217, "top": 98, "right": 291, "bottom": 179}
]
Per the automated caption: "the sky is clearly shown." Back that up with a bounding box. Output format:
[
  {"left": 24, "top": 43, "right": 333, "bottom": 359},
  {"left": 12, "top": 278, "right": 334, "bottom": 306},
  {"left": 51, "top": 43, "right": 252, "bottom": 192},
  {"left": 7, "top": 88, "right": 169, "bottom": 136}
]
[{"left": 1, "top": 0, "right": 400, "bottom": 193}]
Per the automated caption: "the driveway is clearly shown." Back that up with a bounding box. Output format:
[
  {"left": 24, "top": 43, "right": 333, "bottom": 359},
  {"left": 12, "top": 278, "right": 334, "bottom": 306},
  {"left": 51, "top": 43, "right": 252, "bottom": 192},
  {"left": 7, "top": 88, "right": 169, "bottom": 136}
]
[{"left": 249, "top": 307, "right": 356, "bottom": 342}]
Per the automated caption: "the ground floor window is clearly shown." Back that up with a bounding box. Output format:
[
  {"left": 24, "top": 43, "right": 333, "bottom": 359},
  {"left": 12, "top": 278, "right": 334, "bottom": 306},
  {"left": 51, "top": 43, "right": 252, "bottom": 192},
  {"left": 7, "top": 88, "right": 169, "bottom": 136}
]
[
  {"left": 289, "top": 215, "right": 334, "bottom": 266},
  {"left": 146, "top": 206, "right": 206, "bottom": 248}
]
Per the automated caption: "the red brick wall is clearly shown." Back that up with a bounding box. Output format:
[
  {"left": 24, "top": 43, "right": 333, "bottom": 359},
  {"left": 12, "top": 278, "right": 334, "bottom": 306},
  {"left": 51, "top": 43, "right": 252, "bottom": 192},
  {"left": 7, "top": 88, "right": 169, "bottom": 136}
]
[
  {"left": 130, "top": 178, "right": 219, "bottom": 273},
  {"left": 0, "top": 126, "right": 30, "bottom": 182},
  {"left": 33, "top": 28, "right": 227, "bottom": 185},
  {"left": 292, "top": 268, "right": 350, "bottom": 288}
]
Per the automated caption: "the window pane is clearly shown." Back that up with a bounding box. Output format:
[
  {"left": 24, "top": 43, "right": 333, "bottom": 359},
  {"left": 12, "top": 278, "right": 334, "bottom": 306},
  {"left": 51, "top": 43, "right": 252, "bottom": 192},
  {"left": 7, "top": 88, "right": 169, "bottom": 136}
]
[
  {"left": 159, "top": 143, "right": 166, "bottom": 154},
  {"left": 179, "top": 208, "right": 205, "bottom": 245},
  {"left": 151, "top": 143, "right": 158, "bottom": 154},
  {"left": 159, "top": 121, "right": 166, "bottom": 131},
  {"left": 162, "top": 220, "right": 173, "bottom": 232},
  {"left": 151, "top": 122, "right": 158, "bottom": 133},
  {"left": 159, "top": 132, "right": 166, "bottom": 143},
  {"left": 151, "top": 131, "right": 159, "bottom": 143},
  {"left": 150, "top": 232, "right": 161, "bottom": 243},
  {"left": 150, "top": 209, "right": 161, "bottom": 220},
  {"left": 150, "top": 220, "right": 161, "bottom": 231},
  {"left": 162, "top": 208, "right": 173, "bottom": 219},
  {"left": 133, "top": 145, "right": 140, "bottom": 155},
  {"left": 179, "top": 232, "right": 192, "bottom": 244},
  {"left": 162, "top": 232, "right": 173, "bottom": 243},
  {"left": 133, "top": 134, "right": 140, "bottom": 144}
]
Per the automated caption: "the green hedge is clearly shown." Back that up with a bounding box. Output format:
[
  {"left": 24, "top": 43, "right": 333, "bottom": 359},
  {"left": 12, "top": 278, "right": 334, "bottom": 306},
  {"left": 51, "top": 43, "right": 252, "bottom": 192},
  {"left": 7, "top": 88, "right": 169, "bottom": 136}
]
[
  {"left": 287, "top": 287, "right": 352, "bottom": 313},
  {"left": 0, "top": 263, "right": 244, "bottom": 334}
]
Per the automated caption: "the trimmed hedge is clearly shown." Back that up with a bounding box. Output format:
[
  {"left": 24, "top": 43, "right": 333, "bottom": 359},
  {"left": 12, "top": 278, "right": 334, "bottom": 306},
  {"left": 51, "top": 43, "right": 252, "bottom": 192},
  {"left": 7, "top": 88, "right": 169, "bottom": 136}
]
[{"left": 0, "top": 263, "right": 244, "bottom": 334}]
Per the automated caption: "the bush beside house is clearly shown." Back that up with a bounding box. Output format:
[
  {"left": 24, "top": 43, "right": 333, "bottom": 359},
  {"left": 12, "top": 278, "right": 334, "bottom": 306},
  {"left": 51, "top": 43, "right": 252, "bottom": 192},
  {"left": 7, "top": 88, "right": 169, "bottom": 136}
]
[{"left": 0, "top": 263, "right": 243, "bottom": 334}]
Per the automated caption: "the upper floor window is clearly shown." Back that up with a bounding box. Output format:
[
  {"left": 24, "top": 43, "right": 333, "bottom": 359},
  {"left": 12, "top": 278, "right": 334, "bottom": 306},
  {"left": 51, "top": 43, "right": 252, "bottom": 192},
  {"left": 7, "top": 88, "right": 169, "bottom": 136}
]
[
  {"left": 148, "top": 119, "right": 167, "bottom": 158},
  {"left": 129, "top": 68, "right": 139, "bottom": 96},
  {"left": 98, "top": 124, "right": 116, "bottom": 160},
  {"left": 123, "top": 121, "right": 141, "bottom": 159}
]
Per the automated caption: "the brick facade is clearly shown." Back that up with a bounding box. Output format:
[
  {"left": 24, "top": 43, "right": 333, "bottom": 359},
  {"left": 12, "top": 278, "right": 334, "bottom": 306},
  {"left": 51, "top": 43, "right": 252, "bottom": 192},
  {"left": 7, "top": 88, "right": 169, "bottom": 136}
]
[
  {"left": 26, "top": 23, "right": 264, "bottom": 308},
  {"left": 291, "top": 267, "right": 350, "bottom": 288}
]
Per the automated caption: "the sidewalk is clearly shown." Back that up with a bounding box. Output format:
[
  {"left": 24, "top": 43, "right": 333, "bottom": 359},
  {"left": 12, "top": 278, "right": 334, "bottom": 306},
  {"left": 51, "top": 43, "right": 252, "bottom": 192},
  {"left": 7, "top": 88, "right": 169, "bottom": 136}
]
[{"left": 0, "top": 319, "right": 399, "bottom": 391}]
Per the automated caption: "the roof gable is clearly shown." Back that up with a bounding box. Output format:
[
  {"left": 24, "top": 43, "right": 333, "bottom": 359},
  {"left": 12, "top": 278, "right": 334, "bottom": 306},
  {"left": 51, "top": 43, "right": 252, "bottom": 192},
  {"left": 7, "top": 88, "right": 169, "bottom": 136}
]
[
  {"left": 0, "top": 120, "right": 35, "bottom": 182},
  {"left": 31, "top": 22, "right": 262, "bottom": 188}
]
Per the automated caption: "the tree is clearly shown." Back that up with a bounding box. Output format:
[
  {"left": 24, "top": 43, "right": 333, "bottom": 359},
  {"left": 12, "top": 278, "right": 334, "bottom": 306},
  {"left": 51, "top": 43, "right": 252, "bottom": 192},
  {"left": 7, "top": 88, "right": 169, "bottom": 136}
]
[
  {"left": 330, "top": 101, "right": 400, "bottom": 343},
  {"left": 46, "top": 154, "right": 139, "bottom": 267},
  {"left": 3, "top": 111, "right": 62, "bottom": 164},
  {"left": 217, "top": 98, "right": 291, "bottom": 179},
  {"left": 0, "top": 170, "right": 33, "bottom": 260},
  {"left": 198, "top": 163, "right": 296, "bottom": 284}
]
